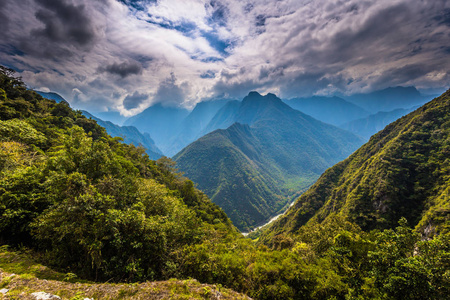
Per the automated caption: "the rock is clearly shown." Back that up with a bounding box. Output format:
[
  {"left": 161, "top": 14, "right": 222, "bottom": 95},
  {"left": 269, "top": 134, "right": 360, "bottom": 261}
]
[
  {"left": 0, "top": 288, "right": 9, "bottom": 295},
  {"left": 31, "top": 292, "right": 61, "bottom": 299}
]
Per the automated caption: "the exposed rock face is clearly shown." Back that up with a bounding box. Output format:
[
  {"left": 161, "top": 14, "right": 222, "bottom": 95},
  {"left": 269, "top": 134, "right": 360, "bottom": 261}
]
[{"left": 31, "top": 292, "right": 61, "bottom": 300}]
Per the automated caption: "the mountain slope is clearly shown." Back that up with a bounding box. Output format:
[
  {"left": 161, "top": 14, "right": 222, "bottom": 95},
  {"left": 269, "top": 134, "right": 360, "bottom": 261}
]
[
  {"left": 344, "top": 86, "right": 431, "bottom": 113},
  {"left": 166, "top": 99, "right": 230, "bottom": 156},
  {"left": 175, "top": 123, "right": 288, "bottom": 230},
  {"left": 174, "top": 92, "right": 363, "bottom": 231},
  {"left": 201, "top": 100, "right": 241, "bottom": 134},
  {"left": 262, "top": 89, "right": 450, "bottom": 242},
  {"left": 35, "top": 91, "right": 68, "bottom": 104},
  {"left": 284, "top": 96, "right": 369, "bottom": 126},
  {"left": 340, "top": 106, "right": 418, "bottom": 140},
  {"left": 82, "top": 111, "right": 163, "bottom": 160},
  {"left": 0, "top": 68, "right": 236, "bottom": 283},
  {"left": 124, "top": 103, "right": 189, "bottom": 154}
]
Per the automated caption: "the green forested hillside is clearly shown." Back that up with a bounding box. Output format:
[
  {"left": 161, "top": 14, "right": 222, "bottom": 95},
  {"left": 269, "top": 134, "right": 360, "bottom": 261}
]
[
  {"left": 175, "top": 123, "right": 290, "bottom": 231},
  {"left": 0, "top": 66, "right": 234, "bottom": 282},
  {"left": 261, "top": 89, "right": 450, "bottom": 242},
  {"left": 175, "top": 92, "right": 363, "bottom": 231},
  {"left": 82, "top": 110, "right": 163, "bottom": 160},
  {"left": 1, "top": 67, "right": 449, "bottom": 300}
]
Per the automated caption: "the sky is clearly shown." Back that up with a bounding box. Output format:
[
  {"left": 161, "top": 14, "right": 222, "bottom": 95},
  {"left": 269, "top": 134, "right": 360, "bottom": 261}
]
[{"left": 0, "top": 0, "right": 449, "bottom": 116}]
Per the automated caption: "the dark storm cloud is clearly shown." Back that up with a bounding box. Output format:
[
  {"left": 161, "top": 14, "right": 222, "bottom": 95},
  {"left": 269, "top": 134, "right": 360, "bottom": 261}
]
[
  {"left": 371, "top": 64, "right": 441, "bottom": 90},
  {"left": 123, "top": 91, "right": 148, "bottom": 110},
  {"left": 33, "top": 0, "right": 96, "bottom": 46},
  {"left": 0, "top": 0, "right": 449, "bottom": 114},
  {"left": 100, "top": 61, "right": 143, "bottom": 78},
  {"left": 14, "top": 0, "right": 100, "bottom": 60},
  {"left": 0, "top": 1, "right": 9, "bottom": 34},
  {"left": 213, "top": 78, "right": 263, "bottom": 99},
  {"left": 153, "top": 73, "right": 186, "bottom": 106},
  {"left": 258, "top": 66, "right": 284, "bottom": 80}
]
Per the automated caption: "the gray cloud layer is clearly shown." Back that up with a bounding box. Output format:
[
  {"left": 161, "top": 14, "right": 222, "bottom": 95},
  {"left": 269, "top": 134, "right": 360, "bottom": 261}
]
[{"left": 0, "top": 0, "right": 448, "bottom": 115}]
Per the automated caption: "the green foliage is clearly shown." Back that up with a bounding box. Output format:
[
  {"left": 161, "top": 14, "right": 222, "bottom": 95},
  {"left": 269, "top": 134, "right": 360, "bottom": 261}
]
[
  {"left": 1, "top": 66, "right": 449, "bottom": 300},
  {"left": 262, "top": 89, "right": 450, "bottom": 241},
  {"left": 0, "top": 66, "right": 235, "bottom": 282},
  {"left": 174, "top": 92, "right": 363, "bottom": 231}
]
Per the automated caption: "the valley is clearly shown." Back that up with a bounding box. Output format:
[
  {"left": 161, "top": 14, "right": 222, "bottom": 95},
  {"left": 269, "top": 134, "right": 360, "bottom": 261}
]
[{"left": 1, "top": 0, "right": 449, "bottom": 298}]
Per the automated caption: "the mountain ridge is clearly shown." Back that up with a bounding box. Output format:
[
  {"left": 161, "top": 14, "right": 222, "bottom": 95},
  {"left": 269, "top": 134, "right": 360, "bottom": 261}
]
[
  {"left": 260, "top": 89, "right": 450, "bottom": 243},
  {"left": 174, "top": 92, "right": 363, "bottom": 231}
]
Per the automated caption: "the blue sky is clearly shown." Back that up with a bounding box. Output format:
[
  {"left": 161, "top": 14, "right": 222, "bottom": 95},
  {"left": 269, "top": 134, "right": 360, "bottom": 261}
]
[{"left": 0, "top": 0, "right": 449, "bottom": 115}]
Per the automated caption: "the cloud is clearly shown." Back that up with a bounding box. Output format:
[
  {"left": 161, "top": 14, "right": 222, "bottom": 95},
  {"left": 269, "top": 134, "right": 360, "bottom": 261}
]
[
  {"left": 33, "top": 0, "right": 96, "bottom": 47},
  {"left": 200, "top": 70, "right": 216, "bottom": 78},
  {"left": 0, "top": 0, "right": 448, "bottom": 114},
  {"left": 153, "top": 73, "right": 187, "bottom": 106},
  {"left": 123, "top": 91, "right": 148, "bottom": 109},
  {"left": 99, "top": 61, "right": 143, "bottom": 78}
]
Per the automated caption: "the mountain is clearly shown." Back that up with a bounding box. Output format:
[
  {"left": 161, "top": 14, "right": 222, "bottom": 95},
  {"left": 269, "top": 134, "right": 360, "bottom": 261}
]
[
  {"left": 174, "top": 92, "right": 363, "bottom": 231},
  {"left": 201, "top": 100, "right": 241, "bottom": 134},
  {"left": 165, "top": 99, "right": 231, "bottom": 156},
  {"left": 340, "top": 106, "right": 418, "bottom": 140},
  {"left": 36, "top": 91, "right": 68, "bottom": 104},
  {"left": 2, "top": 67, "right": 449, "bottom": 300},
  {"left": 82, "top": 111, "right": 163, "bottom": 160},
  {"left": 344, "top": 86, "right": 431, "bottom": 113},
  {"left": 261, "top": 89, "right": 450, "bottom": 242},
  {"left": 94, "top": 110, "right": 129, "bottom": 126},
  {"left": 284, "top": 96, "right": 369, "bottom": 126},
  {"left": 0, "top": 68, "right": 236, "bottom": 283},
  {"left": 124, "top": 103, "right": 189, "bottom": 154}
]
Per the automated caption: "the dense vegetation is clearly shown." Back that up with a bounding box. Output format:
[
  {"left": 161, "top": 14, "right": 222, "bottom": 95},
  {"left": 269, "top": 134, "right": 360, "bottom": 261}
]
[
  {"left": 82, "top": 110, "right": 163, "bottom": 160},
  {"left": 261, "top": 89, "right": 450, "bottom": 242},
  {"left": 0, "top": 66, "right": 234, "bottom": 282},
  {"left": 1, "top": 67, "right": 449, "bottom": 299},
  {"left": 175, "top": 92, "right": 363, "bottom": 231}
]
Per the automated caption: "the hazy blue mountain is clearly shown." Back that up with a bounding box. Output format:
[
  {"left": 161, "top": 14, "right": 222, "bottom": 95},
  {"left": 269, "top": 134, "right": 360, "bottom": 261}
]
[
  {"left": 283, "top": 96, "right": 369, "bottom": 126},
  {"left": 174, "top": 92, "right": 363, "bottom": 231},
  {"left": 94, "top": 111, "right": 129, "bottom": 126},
  {"left": 82, "top": 111, "right": 163, "bottom": 160},
  {"left": 124, "top": 103, "right": 189, "bottom": 154},
  {"left": 165, "top": 99, "right": 231, "bottom": 156},
  {"left": 344, "top": 86, "right": 431, "bottom": 113},
  {"left": 340, "top": 106, "right": 419, "bottom": 140},
  {"left": 201, "top": 100, "right": 242, "bottom": 135},
  {"left": 36, "top": 91, "right": 68, "bottom": 104}
]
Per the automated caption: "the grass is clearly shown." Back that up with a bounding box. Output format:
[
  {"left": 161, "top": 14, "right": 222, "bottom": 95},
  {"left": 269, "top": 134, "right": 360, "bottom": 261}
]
[{"left": 0, "top": 245, "right": 251, "bottom": 299}]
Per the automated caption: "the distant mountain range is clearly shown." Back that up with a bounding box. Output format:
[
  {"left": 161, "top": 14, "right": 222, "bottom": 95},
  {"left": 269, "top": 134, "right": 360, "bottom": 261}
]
[
  {"left": 124, "top": 103, "right": 189, "bottom": 155},
  {"left": 343, "top": 86, "right": 432, "bottom": 113},
  {"left": 36, "top": 91, "right": 162, "bottom": 160},
  {"left": 36, "top": 91, "right": 68, "bottom": 104},
  {"left": 82, "top": 111, "right": 163, "bottom": 160},
  {"left": 283, "top": 96, "right": 369, "bottom": 126},
  {"left": 340, "top": 106, "right": 419, "bottom": 140},
  {"left": 174, "top": 92, "right": 363, "bottom": 231},
  {"left": 261, "top": 89, "right": 450, "bottom": 242},
  {"left": 124, "top": 99, "right": 239, "bottom": 156}
]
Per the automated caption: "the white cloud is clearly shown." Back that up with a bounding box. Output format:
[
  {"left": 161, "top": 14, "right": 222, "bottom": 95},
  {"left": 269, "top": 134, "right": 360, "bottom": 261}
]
[{"left": 0, "top": 0, "right": 448, "bottom": 115}]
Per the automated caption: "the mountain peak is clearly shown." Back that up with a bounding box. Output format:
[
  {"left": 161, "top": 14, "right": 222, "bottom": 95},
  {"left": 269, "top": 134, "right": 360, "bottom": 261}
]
[
  {"left": 247, "top": 91, "right": 262, "bottom": 97},
  {"left": 242, "top": 91, "right": 283, "bottom": 105}
]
